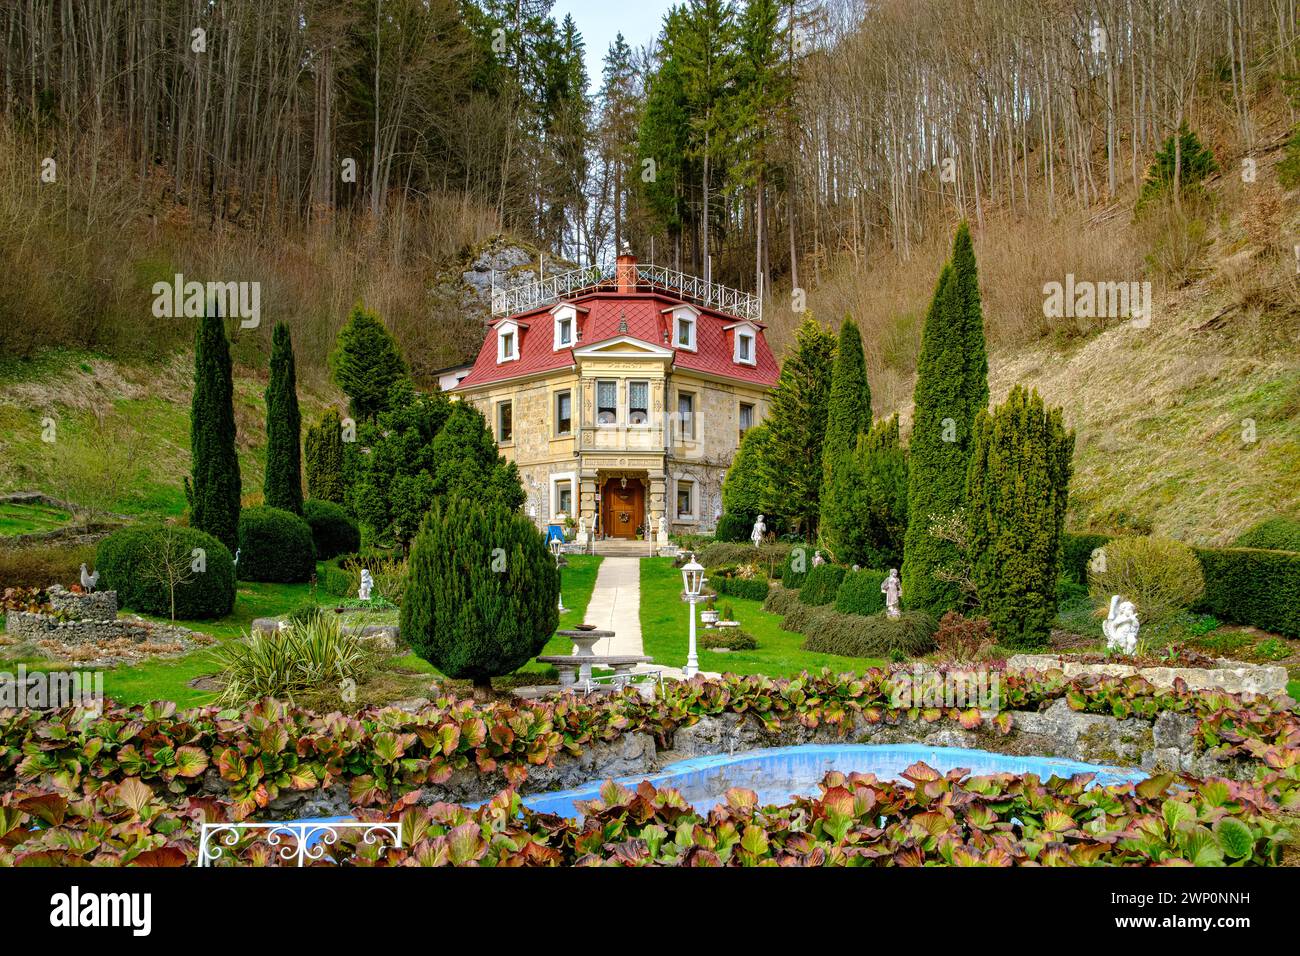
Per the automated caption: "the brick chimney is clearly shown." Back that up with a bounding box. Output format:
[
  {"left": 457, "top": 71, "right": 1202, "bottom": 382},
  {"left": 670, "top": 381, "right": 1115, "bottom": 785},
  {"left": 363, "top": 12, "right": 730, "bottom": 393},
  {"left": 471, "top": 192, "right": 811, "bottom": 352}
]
[{"left": 615, "top": 245, "right": 637, "bottom": 293}]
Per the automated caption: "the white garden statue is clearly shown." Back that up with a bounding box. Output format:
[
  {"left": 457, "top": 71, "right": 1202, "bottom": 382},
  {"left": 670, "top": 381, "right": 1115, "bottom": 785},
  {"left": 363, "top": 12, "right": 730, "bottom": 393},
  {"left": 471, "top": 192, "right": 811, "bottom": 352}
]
[
  {"left": 358, "top": 569, "right": 374, "bottom": 603},
  {"left": 881, "top": 569, "right": 903, "bottom": 619},
  {"left": 658, "top": 514, "right": 669, "bottom": 542},
  {"left": 750, "top": 514, "right": 766, "bottom": 548},
  {"left": 1102, "top": 595, "right": 1140, "bottom": 654}
]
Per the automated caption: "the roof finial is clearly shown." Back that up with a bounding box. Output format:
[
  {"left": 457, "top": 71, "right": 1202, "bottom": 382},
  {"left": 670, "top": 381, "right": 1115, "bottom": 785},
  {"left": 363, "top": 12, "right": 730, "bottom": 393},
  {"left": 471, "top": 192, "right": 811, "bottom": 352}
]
[{"left": 618, "top": 309, "right": 628, "bottom": 334}]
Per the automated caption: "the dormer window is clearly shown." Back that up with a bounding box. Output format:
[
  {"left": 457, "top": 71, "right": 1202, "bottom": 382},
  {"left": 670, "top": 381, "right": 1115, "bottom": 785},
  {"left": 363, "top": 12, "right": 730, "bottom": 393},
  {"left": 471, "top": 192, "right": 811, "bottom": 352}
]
[
  {"left": 735, "top": 329, "right": 755, "bottom": 365},
  {"left": 551, "top": 302, "right": 581, "bottom": 351},
  {"left": 664, "top": 304, "right": 699, "bottom": 352},
  {"left": 497, "top": 320, "right": 520, "bottom": 363}
]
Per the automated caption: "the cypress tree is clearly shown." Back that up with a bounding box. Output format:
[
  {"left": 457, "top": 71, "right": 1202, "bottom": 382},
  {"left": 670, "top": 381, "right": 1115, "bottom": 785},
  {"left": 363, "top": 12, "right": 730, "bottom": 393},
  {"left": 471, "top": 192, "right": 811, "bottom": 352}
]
[
  {"left": 263, "top": 322, "right": 303, "bottom": 515},
  {"left": 402, "top": 497, "right": 558, "bottom": 697},
  {"left": 819, "top": 317, "right": 872, "bottom": 559},
  {"left": 855, "top": 415, "right": 909, "bottom": 569},
  {"left": 305, "top": 409, "right": 347, "bottom": 504},
  {"left": 758, "top": 316, "right": 837, "bottom": 538},
  {"left": 950, "top": 223, "right": 989, "bottom": 427},
  {"left": 719, "top": 422, "right": 772, "bottom": 540},
  {"left": 189, "top": 308, "right": 241, "bottom": 552},
  {"left": 330, "top": 303, "right": 409, "bottom": 422},
  {"left": 967, "top": 386, "right": 1074, "bottom": 648}
]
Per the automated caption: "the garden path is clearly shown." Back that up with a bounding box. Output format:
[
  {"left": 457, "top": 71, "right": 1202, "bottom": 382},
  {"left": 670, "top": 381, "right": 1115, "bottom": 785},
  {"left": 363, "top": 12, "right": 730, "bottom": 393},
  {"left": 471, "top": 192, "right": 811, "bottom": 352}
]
[{"left": 583, "top": 557, "right": 644, "bottom": 658}]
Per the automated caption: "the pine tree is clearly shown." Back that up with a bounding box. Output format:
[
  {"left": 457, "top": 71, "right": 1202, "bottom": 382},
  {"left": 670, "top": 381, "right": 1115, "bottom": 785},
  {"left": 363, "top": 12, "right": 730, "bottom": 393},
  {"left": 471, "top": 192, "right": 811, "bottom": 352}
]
[
  {"left": 903, "top": 222, "right": 988, "bottom": 612},
  {"left": 305, "top": 409, "right": 347, "bottom": 505},
  {"left": 189, "top": 308, "right": 241, "bottom": 552},
  {"left": 402, "top": 496, "right": 558, "bottom": 697},
  {"left": 263, "top": 322, "right": 303, "bottom": 514},
  {"left": 759, "top": 316, "right": 836, "bottom": 538},
  {"left": 1138, "top": 123, "right": 1219, "bottom": 207},
  {"left": 967, "top": 386, "right": 1074, "bottom": 648},
  {"left": 330, "top": 303, "right": 409, "bottom": 422}
]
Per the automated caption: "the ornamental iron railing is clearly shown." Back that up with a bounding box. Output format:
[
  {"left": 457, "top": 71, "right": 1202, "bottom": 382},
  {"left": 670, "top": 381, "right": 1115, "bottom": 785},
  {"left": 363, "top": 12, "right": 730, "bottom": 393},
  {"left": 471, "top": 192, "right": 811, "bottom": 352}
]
[
  {"left": 196, "top": 821, "right": 402, "bottom": 867},
  {"left": 490, "top": 262, "right": 760, "bottom": 322}
]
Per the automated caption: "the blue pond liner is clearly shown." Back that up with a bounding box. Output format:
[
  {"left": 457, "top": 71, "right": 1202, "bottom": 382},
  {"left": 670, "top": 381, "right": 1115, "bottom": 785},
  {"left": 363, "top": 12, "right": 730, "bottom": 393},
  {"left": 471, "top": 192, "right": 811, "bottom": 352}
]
[
  {"left": 486, "top": 743, "right": 1146, "bottom": 819},
  {"left": 280, "top": 744, "right": 1146, "bottom": 835}
]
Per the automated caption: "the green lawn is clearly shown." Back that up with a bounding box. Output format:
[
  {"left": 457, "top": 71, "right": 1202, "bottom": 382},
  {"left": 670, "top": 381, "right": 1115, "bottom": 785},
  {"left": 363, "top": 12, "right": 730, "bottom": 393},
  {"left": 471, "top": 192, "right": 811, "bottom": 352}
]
[
  {"left": 637, "top": 557, "right": 882, "bottom": 677},
  {"left": 0, "top": 501, "right": 73, "bottom": 536}
]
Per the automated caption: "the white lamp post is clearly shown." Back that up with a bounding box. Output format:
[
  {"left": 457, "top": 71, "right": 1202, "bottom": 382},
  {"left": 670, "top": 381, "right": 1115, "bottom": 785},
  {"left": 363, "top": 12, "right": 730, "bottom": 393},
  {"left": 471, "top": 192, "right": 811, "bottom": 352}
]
[
  {"left": 549, "top": 536, "right": 567, "bottom": 613},
  {"left": 680, "top": 553, "right": 704, "bottom": 678}
]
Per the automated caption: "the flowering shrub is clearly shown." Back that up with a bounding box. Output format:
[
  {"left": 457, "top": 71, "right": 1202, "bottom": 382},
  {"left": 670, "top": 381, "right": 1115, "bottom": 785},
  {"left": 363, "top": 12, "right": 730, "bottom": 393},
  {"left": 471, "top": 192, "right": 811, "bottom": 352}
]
[{"left": 933, "top": 612, "right": 996, "bottom": 663}]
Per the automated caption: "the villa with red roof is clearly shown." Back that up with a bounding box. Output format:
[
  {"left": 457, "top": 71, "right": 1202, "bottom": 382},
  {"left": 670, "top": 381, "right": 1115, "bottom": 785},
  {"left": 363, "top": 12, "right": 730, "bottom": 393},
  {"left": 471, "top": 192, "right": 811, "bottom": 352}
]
[{"left": 454, "top": 250, "right": 779, "bottom": 547}]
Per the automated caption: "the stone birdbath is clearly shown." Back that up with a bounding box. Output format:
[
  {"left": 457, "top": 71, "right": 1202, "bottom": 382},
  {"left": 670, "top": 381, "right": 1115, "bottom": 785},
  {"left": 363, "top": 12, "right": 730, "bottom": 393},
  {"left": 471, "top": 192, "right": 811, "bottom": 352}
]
[{"left": 558, "top": 626, "right": 612, "bottom": 683}]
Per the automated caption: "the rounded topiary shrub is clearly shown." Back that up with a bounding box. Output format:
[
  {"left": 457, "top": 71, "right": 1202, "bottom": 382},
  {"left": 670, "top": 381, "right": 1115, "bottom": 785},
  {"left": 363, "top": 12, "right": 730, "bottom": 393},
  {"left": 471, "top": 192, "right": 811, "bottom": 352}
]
[
  {"left": 714, "top": 512, "right": 754, "bottom": 543},
  {"left": 1233, "top": 517, "right": 1300, "bottom": 553},
  {"left": 236, "top": 506, "right": 316, "bottom": 583},
  {"left": 402, "top": 497, "right": 558, "bottom": 695},
  {"left": 96, "top": 525, "right": 235, "bottom": 619},
  {"left": 780, "top": 545, "right": 816, "bottom": 589},
  {"left": 1088, "top": 535, "right": 1205, "bottom": 624},
  {"left": 701, "top": 628, "right": 758, "bottom": 650},
  {"left": 834, "top": 568, "right": 887, "bottom": 616},
  {"left": 799, "top": 607, "right": 937, "bottom": 659},
  {"left": 303, "top": 499, "right": 360, "bottom": 560}
]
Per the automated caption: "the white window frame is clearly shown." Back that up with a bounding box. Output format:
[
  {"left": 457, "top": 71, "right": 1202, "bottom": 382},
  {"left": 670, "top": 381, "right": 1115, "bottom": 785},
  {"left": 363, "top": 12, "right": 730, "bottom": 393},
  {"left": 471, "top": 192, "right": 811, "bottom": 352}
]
[
  {"left": 497, "top": 320, "right": 520, "bottom": 363},
  {"left": 670, "top": 305, "right": 699, "bottom": 352},
  {"left": 674, "top": 476, "right": 698, "bottom": 522},
  {"left": 734, "top": 328, "right": 756, "bottom": 365},
  {"left": 552, "top": 304, "right": 576, "bottom": 351},
  {"left": 550, "top": 471, "right": 577, "bottom": 520},
  {"left": 596, "top": 379, "right": 618, "bottom": 427}
]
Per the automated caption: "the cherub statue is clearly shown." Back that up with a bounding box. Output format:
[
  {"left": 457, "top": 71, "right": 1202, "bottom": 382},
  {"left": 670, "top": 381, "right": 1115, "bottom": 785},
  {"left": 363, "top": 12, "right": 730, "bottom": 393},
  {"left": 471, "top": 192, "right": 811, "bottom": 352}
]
[
  {"left": 750, "top": 514, "right": 766, "bottom": 548},
  {"left": 1102, "top": 595, "right": 1139, "bottom": 654},
  {"left": 359, "top": 569, "right": 374, "bottom": 603},
  {"left": 880, "top": 569, "right": 902, "bottom": 619}
]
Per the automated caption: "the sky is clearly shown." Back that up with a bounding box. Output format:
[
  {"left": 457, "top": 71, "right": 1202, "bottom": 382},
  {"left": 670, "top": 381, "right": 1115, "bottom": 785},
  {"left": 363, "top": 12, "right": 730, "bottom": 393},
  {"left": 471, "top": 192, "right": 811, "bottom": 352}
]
[{"left": 548, "top": 0, "right": 675, "bottom": 93}]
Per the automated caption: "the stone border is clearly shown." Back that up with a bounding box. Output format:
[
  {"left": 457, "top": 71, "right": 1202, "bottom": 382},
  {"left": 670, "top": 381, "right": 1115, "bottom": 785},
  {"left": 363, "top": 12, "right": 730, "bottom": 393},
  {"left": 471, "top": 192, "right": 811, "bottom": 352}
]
[
  {"left": 1007, "top": 654, "right": 1289, "bottom": 697},
  {"left": 250, "top": 701, "right": 1238, "bottom": 821}
]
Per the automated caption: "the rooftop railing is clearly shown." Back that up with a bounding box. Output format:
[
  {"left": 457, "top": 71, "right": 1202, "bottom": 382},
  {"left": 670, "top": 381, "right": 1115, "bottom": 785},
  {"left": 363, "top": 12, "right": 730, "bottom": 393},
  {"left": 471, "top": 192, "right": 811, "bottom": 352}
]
[{"left": 490, "top": 262, "right": 761, "bottom": 323}]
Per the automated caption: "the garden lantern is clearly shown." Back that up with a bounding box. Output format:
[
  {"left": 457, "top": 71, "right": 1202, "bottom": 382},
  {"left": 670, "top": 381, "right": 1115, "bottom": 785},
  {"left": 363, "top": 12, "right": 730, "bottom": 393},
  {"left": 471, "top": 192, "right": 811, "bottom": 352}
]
[
  {"left": 549, "top": 536, "right": 566, "bottom": 612},
  {"left": 681, "top": 553, "right": 704, "bottom": 678}
]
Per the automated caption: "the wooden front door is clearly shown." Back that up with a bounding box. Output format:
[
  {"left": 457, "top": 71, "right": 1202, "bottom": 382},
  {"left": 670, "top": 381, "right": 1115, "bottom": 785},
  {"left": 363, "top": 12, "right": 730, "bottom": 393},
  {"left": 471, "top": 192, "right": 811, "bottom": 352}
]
[{"left": 600, "top": 478, "right": 644, "bottom": 539}]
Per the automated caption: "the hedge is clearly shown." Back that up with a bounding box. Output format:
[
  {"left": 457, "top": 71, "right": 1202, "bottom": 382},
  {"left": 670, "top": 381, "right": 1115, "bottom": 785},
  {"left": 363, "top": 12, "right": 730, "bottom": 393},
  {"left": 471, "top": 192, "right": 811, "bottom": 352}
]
[
  {"left": 1194, "top": 547, "right": 1300, "bottom": 637},
  {"left": 236, "top": 506, "right": 316, "bottom": 583},
  {"left": 303, "top": 499, "right": 360, "bottom": 560},
  {"left": 319, "top": 555, "right": 354, "bottom": 597},
  {"left": 799, "top": 564, "right": 847, "bottom": 606},
  {"left": 96, "top": 525, "right": 236, "bottom": 619},
  {"left": 697, "top": 540, "right": 792, "bottom": 575},
  {"left": 1233, "top": 517, "right": 1300, "bottom": 553},
  {"left": 780, "top": 545, "right": 817, "bottom": 588},
  {"left": 708, "top": 567, "right": 771, "bottom": 602},
  {"left": 792, "top": 605, "right": 937, "bottom": 659},
  {"left": 762, "top": 584, "right": 801, "bottom": 617},
  {"left": 834, "top": 568, "right": 888, "bottom": 616},
  {"left": 713, "top": 512, "right": 753, "bottom": 543},
  {"left": 1060, "top": 531, "right": 1112, "bottom": 585},
  {"left": 700, "top": 627, "right": 758, "bottom": 650}
]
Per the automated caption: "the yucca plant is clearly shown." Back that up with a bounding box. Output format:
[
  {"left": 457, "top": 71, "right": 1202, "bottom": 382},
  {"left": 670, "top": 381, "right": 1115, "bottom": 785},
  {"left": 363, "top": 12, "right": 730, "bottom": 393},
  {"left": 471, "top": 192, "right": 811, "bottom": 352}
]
[{"left": 215, "top": 612, "right": 377, "bottom": 705}]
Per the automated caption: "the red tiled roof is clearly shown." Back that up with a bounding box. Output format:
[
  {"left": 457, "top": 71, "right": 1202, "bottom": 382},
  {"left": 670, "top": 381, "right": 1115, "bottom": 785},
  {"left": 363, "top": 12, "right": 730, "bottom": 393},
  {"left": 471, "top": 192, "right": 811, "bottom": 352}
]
[{"left": 454, "top": 291, "right": 780, "bottom": 390}]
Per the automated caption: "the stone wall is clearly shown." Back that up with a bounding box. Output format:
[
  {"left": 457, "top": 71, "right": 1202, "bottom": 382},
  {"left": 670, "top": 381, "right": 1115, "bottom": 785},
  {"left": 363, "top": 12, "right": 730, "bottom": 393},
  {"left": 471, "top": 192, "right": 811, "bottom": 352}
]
[
  {"left": 1008, "top": 654, "right": 1289, "bottom": 697},
  {"left": 4, "top": 610, "right": 148, "bottom": 645},
  {"left": 47, "top": 586, "right": 117, "bottom": 622},
  {"left": 251, "top": 699, "right": 1245, "bottom": 822}
]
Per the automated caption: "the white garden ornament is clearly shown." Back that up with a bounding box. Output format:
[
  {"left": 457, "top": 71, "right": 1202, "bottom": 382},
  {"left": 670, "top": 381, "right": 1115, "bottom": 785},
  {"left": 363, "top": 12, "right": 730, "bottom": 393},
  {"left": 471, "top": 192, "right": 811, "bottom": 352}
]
[
  {"left": 1102, "top": 594, "right": 1140, "bottom": 654},
  {"left": 750, "top": 514, "right": 766, "bottom": 548},
  {"left": 358, "top": 569, "right": 374, "bottom": 603}
]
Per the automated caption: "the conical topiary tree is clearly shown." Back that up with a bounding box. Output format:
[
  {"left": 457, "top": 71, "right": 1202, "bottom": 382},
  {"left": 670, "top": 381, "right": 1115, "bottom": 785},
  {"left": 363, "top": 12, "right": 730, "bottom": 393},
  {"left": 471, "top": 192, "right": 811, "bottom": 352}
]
[
  {"left": 966, "top": 385, "right": 1074, "bottom": 648},
  {"left": 855, "top": 414, "right": 909, "bottom": 569},
  {"left": 330, "top": 303, "right": 409, "bottom": 422},
  {"left": 402, "top": 496, "right": 559, "bottom": 696},
  {"left": 820, "top": 316, "right": 872, "bottom": 559},
  {"left": 189, "top": 307, "right": 241, "bottom": 552},
  {"left": 719, "top": 422, "right": 772, "bottom": 541},
  {"left": 903, "top": 222, "right": 989, "bottom": 613},
  {"left": 263, "top": 322, "right": 303, "bottom": 514},
  {"left": 759, "top": 316, "right": 837, "bottom": 538},
  {"left": 305, "top": 409, "right": 347, "bottom": 504}
]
